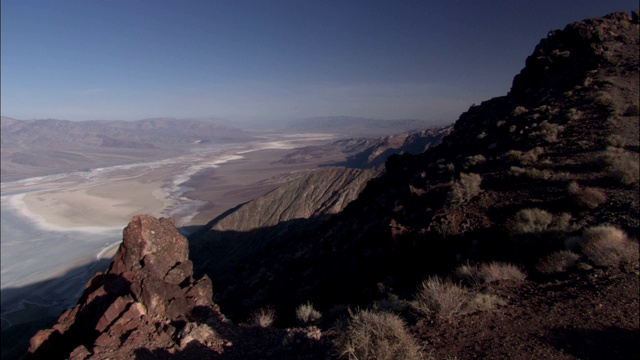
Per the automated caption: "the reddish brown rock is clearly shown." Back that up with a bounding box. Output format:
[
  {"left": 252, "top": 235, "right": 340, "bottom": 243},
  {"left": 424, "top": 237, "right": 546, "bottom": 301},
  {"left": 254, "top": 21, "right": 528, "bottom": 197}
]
[{"left": 26, "top": 215, "right": 225, "bottom": 360}]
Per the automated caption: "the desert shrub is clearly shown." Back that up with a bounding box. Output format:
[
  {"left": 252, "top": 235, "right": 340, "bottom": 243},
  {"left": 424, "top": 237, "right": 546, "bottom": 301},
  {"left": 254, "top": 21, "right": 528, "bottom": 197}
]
[
  {"left": 447, "top": 173, "right": 482, "bottom": 203},
  {"left": 565, "top": 108, "right": 581, "bottom": 121},
  {"left": 600, "top": 148, "right": 639, "bottom": 185},
  {"left": 411, "top": 277, "right": 468, "bottom": 318},
  {"left": 507, "top": 208, "right": 573, "bottom": 235},
  {"left": 463, "top": 155, "right": 486, "bottom": 170},
  {"left": 606, "top": 135, "right": 626, "bottom": 148},
  {"left": 573, "top": 226, "right": 639, "bottom": 267},
  {"left": 567, "top": 182, "right": 607, "bottom": 209},
  {"left": 250, "top": 307, "right": 276, "bottom": 328},
  {"left": 503, "top": 147, "right": 544, "bottom": 166},
  {"left": 593, "top": 92, "right": 615, "bottom": 108},
  {"left": 464, "top": 293, "right": 507, "bottom": 313},
  {"left": 335, "top": 309, "right": 423, "bottom": 360},
  {"left": 453, "top": 262, "right": 480, "bottom": 285},
  {"left": 536, "top": 250, "right": 580, "bottom": 274},
  {"left": 496, "top": 120, "right": 506, "bottom": 127},
  {"left": 507, "top": 208, "right": 553, "bottom": 233},
  {"left": 529, "top": 120, "right": 564, "bottom": 142},
  {"left": 508, "top": 166, "right": 553, "bottom": 180},
  {"left": 477, "top": 262, "right": 527, "bottom": 282},
  {"left": 296, "top": 302, "right": 322, "bottom": 324},
  {"left": 512, "top": 106, "right": 528, "bottom": 116}
]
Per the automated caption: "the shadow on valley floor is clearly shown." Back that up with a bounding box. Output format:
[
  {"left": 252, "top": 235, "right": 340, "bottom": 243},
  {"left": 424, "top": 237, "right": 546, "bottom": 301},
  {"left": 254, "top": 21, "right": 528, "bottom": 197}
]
[{"left": 1, "top": 259, "right": 112, "bottom": 360}]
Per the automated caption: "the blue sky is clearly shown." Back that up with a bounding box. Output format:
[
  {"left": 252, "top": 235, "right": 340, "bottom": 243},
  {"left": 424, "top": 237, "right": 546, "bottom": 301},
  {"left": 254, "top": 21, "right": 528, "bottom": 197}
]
[{"left": 1, "top": 1, "right": 637, "bottom": 124}]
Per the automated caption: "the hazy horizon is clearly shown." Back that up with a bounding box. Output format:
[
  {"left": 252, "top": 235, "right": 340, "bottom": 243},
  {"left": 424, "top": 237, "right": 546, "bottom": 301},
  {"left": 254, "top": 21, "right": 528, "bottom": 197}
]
[{"left": 2, "top": 1, "right": 637, "bottom": 123}]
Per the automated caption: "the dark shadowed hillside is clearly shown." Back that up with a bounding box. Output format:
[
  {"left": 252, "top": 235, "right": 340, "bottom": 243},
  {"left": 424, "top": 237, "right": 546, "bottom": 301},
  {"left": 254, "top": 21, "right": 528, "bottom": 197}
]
[{"left": 25, "top": 11, "right": 639, "bottom": 360}]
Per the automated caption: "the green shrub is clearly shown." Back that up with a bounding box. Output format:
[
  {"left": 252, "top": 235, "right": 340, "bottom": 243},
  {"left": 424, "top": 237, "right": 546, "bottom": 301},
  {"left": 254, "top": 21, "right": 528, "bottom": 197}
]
[
  {"left": 447, "top": 173, "right": 482, "bottom": 203},
  {"left": 536, "top": 250, "right": 580, "bottom": 274},
  {"left": 296, "top": 302, "right": 322, "bottom": 324},
  {"left": 411, "top": 277, "right": 468, "bottom": 318},
  {"left": 335, "top": 309, "right": 423, "bottom": 360}
]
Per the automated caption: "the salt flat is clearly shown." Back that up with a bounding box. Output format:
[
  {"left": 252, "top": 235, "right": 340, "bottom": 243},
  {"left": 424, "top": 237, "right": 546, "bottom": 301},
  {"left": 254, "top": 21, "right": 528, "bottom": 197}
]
[{"left": 0, "top": 134, "right": 343, "bottom": 337}]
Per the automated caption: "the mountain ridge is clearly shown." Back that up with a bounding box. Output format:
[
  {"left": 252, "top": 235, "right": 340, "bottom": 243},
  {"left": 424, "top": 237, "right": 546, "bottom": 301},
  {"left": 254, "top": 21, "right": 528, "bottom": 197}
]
[{"left": 23, "top": 10, "right": 639, "bottom": 360}]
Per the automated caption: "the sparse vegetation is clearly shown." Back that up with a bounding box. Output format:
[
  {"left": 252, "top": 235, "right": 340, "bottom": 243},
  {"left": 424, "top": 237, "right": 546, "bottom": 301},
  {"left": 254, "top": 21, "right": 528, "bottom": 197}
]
[
  {"left": 464, "top": 293, "right": 507, "bottom": 313},
  {"left": 250, "top": 307, "right": 276, "bottom": 328},
  {"left": 411, "top": 277, "right": 468, "bottom": 318},
  {"left": 454, "top": 262, "right": 527, "bottom": 283},
  {"left": 447, "top": 173, "right": 482, "bottom": 203},
  {"left": 296, "top": 302, "right": 322, "bottom": 324},
  {"left": 503, "top": 146, "right": 544, "bottom": 166},
  {"left": 508, "top": 208, "right": 571, "bottom": 233},
  {"left": 463, "top": 155, "right": 486, "bottom": 170},
  {"left": 335, "top": 309, "right": 423, "bottom": 360},
  {"left": 600, "top": 147, "right": 639, "bottom": 185},
  {"left": 477, "top": 262, "right": 527, "bottom": 282},
  {"left": 565, "top": 108, "right": 581, "bottom": 121},
  {"left": 508, "top": 166, "right": 553, "bottom": 180},
  {"left": 512, "top": 106, "right": 528, "bottom": 116},
  {"left": 572, "top": 226, "right": 639, "bottom": 267},
  {"left": 606, "top": 134, "right": 626, "bottom": 148},
  {"left": 593, "top": 91, "right": 615, "bottom": 108},
  {"left": 536, "top": 250, "right": 580, "bottom": 274},
  {"left": 529, "top": 120, "right": 564, "bottom": 142},
  {"left": 567, "top": 181, "right": 607, "bottom": 209}
]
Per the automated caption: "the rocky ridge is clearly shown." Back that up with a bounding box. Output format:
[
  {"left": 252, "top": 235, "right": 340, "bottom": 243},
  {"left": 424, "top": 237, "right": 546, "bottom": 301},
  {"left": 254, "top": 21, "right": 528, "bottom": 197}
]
[
  {"left": 27, "top": 215, "right": 228, "bottom": 359},
  {"left": 26, "top": 10, "right": 640, "bottom": 359},
  {"left": 276, "top": 126, "right": 452, "bottom": 168}
]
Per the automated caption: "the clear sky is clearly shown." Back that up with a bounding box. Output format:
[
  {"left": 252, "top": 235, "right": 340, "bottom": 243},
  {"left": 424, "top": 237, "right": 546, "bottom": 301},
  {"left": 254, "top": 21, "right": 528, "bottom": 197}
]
[{"left": 1, "top": 1, "right": 637, "bottom": 124}]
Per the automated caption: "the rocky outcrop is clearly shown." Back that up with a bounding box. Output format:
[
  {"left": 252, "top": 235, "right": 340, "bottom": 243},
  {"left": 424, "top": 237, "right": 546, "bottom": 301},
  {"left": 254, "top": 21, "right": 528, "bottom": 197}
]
[{"left": 27, "top": 215, "right": 228, "bottom": 359}]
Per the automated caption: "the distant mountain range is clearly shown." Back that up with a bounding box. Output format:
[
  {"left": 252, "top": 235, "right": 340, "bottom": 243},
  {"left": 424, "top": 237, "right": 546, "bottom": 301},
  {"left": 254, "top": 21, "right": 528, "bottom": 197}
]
[{"left": 285, "top": 116, "right": 445, "bottom": 137}]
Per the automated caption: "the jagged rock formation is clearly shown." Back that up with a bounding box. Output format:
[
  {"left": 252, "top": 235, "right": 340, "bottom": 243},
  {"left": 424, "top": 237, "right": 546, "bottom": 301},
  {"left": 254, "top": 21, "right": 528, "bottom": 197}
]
[{"left": 27, "top": 215, "right": 228, "bottom": 359}]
